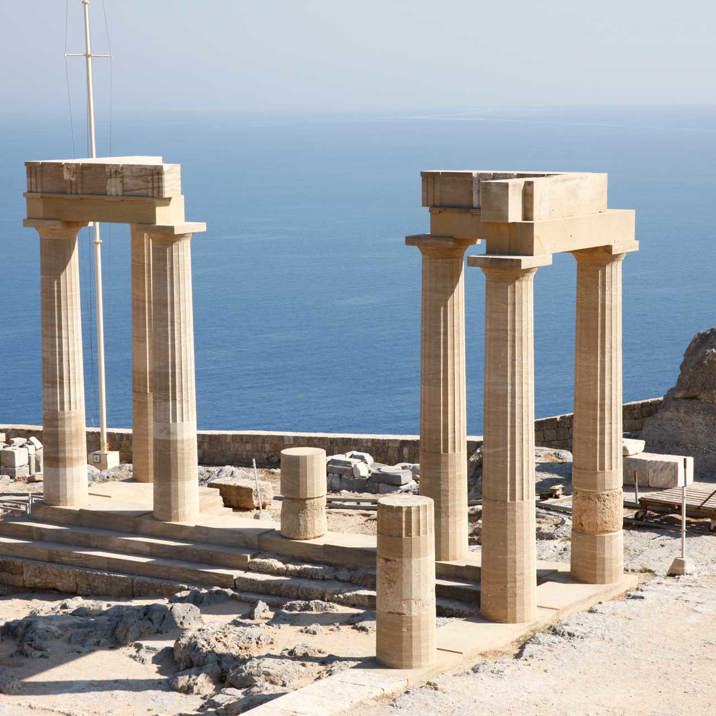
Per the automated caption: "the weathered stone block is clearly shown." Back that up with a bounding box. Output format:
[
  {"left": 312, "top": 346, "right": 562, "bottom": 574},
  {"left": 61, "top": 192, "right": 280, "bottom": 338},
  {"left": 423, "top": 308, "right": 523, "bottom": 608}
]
[
  {"left": 209, "top": 477, "right": 273, "bottom": 510},
  {"left": 346, "top": 451, "right": 374, "bottom": 465},
  {"left": 623, "top": 452, "right": 693, "bottom": 489},
  {"left": 23, "top": 562, "right": 78, "bottom": 593},
  {"left": 0, "top": 447, "right": 28, "bottom": 469},
  {"left": 0, "top": 558, "right": 25, "bottom": 587},
  {"left": 375, "top": 468, "right": 413, "bottom": 486},
  {"left": 622, "top": 438, "right": 645, "bottom": 456},
  {"left": 76, "top": 569, "right": 133, "bottom": 597}
]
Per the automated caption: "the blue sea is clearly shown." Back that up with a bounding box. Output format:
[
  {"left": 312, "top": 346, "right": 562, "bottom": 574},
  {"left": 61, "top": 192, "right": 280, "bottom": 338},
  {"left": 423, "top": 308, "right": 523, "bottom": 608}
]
[{"left": 0, "top": 107, "right": 714, "bottom": 434}]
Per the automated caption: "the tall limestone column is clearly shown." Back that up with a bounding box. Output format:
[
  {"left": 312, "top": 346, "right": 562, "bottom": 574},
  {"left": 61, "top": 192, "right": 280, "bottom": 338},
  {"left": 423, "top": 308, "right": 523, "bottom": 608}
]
[
  {"left": 571, "top": 246, "right": 632, "bottom": 583},
  {"left": 405, "top": 234, "right": 476, "bottom": 561},
  {"left": 148, "top": 223, "right": 205, "bottom": 522},
  {"left": 26, "top": 219, "right": 88, "bottom": 507},
  {"left": 131, "top": 227, "right": 153, "bottom": 483},
  {"left": 469, "top": 254, "right": 551, "bottom": 623}
]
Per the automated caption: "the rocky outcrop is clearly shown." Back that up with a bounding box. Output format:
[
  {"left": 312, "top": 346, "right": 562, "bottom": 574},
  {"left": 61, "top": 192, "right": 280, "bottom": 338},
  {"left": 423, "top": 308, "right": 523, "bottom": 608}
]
[
  {"left": 0, "top": 599, "right": 202, "bottom": 658},
  {"left": 640, "top": 328, "right": 716, "bottom": 480}
]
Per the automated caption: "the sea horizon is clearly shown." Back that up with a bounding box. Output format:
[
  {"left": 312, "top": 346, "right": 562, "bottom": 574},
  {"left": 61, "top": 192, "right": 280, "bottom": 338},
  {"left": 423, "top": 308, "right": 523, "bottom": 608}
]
[{"left": 1, "top": 105, "right": 713, "bottom": 434}]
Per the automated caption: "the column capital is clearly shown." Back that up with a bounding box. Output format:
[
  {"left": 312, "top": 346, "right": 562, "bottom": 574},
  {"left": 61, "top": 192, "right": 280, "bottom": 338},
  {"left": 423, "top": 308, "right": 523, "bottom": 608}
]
[
  {"left": 134, "top": 221, "right": 206, "bottom": 239},
  {"left": 405, "top": 233, "right": 477, "bottom": 257},
  {"left": 572, "top": 241, "right": 639, "bottom": 264},
  {"left": 24, "top": 218, "right": 88, "bottom": 238},
  {"left": 468, "top": 253, "right": 552, "bottom": 277}
]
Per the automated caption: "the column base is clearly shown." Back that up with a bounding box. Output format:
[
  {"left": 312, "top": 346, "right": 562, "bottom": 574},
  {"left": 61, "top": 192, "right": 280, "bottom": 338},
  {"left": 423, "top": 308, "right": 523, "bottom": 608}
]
[{"left": 571, "top": 529, "right": 623, "bottom": 584}]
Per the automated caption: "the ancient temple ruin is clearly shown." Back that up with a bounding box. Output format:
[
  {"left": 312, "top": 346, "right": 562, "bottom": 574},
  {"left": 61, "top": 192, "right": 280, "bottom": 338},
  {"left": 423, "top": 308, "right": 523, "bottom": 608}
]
[
  {"left": 0, "top": 159, "right": 642, "bottom": 711},
  {"left": 24, "top": 157, "right": 205, "bottom": 520},
  {"left": 409, "top": 170, "right": 637, "bottom": 622}
]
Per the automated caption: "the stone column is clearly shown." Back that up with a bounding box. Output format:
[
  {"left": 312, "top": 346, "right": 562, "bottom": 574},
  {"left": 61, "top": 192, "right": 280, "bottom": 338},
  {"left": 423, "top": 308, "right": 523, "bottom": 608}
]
[
  {"left": 131, "top": 227, "right": 153, "bottom": 483},
  {"left": 469, "top": 254, "right": 551, "bottom": 623},
  {"left": 149, "top": 225, "right": 200, "bottom": 522},
  {"left": 376, "top": 494, "right": 436, "bottom": 669},
  {"left": 27, "top": 220, "right": 88, "bottom": 507},
  {"left": 405, "top": 234, "right": 476, "bottom": 562},
  {"left": 571, "top": 246, "right": 630, "bottom": 583},
  {"left": 280, "top": 447, "right": 327, "bottom": 539}
]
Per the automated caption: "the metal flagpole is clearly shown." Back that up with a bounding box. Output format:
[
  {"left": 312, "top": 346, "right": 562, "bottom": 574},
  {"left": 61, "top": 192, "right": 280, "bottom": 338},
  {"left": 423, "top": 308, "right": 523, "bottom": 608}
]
[{"left": 66, "top": 0, "right": 111, "bottom": 454}]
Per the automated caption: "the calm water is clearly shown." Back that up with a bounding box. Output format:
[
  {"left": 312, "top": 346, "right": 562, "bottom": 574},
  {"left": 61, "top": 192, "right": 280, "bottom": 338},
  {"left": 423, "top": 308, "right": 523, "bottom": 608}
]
[{"left": 0, "top": 107, "right": 714, "bottom": 434}]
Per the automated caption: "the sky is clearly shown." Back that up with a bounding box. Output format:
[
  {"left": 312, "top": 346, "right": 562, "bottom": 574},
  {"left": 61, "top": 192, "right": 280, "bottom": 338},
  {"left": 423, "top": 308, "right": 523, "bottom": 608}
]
[{"left": 1, "top": 0, "right": 715, "bottom": 118}]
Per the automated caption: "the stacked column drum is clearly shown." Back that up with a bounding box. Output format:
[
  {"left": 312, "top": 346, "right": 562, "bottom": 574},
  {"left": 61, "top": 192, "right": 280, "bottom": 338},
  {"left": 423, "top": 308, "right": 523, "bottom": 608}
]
[{"left": 280, "top": 447, "right": 327, "bottom": 539}]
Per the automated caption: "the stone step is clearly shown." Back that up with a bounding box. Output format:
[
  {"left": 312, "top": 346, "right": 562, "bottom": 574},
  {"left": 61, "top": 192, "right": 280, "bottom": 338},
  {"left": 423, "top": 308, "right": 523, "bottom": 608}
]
[
  {"left": 0, "top": 518, "right": 254, "bottom": 570},
  {"left": 29, "top": 502, "right": 378, "bottom": 570},
  {"left": 434, "top": 577, "right": 481, "bottom": 604},
  {"left": 0, "top": 535, "right": 239, "bottom": 589},
  {"left": 0, "top": 529, "right": 480, "bottom": 615}
]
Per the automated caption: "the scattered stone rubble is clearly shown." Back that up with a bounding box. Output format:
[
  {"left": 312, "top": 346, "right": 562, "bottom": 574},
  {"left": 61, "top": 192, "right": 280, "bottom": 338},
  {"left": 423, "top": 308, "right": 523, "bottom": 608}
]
[
  {"left": 86, "top": 462, "right": 134, "bottom": 484},
  {"left": 0, "top": 434, "right": 43, "bottom": 481},
  {"left": 326, "top": 450, "right": 418, "bottom": 494}
]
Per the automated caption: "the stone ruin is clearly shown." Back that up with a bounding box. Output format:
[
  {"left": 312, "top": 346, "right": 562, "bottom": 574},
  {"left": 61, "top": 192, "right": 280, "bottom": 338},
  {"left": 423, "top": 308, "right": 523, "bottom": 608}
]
[
  {"left": 0, "top": 160, "right": 650, "bottom": 706},
  {"left": 0, "top": 433, "right": 43, "bottom": 481},
  {"left": 326, "top": 450, "right": 418, "bottom": 494}
]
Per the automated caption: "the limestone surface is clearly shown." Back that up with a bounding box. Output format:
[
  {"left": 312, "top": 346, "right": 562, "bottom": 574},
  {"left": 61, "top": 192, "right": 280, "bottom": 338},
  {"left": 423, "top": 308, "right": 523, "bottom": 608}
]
[
  {"left": 376, "top": 494, "right": 436, "bottom": 669},
  {"left": 640, "top": 328, "right": 716, "bottom": 479},
  {"left": 209, "top": 476, "right": 273, "bottom": 510}
]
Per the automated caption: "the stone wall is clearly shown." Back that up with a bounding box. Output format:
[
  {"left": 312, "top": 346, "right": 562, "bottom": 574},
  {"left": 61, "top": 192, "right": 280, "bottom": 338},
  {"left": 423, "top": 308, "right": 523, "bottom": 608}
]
[
  {"left": 0, "top": 397, "right": 662, "bottom": 468},
  {"left": 533, "top": 398, "right": 663, "bottom": 450}
]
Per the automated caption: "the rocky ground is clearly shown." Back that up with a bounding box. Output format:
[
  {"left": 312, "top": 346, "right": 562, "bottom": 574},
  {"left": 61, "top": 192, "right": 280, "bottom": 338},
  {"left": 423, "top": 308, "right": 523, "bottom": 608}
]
[
  {"left": 0, "top": 450, "right": 714, "bottom": 715},
  {"left": 0, "top": 588, "right": 377, "bottom": 716},
  {"left": 364, "top": 572, "right": 716, "bottom": 716}
]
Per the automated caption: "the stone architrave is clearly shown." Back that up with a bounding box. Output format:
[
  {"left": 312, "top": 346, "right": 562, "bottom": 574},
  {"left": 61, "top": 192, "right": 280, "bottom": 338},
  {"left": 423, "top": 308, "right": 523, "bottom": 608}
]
[
  {"left": 149, "top": 224, "right": 203, "bottom": 522},
  {"left": 25, "top": 220, "right": 89, "bottom": 507},
  {"left": 131, "top": 226, "right": 153, "bottom": 483},
  {"left": 469, "top": 254, "right": 551, "bottom": 623},
  {"left": 280, "top": 447, "right": 327, "bottom": 539},
  {"left": 406, "top": 234, "right": 477, "bottom": 561},
  {"left": 571, "top": 246, "right": 632, "bottom": 584},
  {"left": 376, "top": 494, "right": 436, "bottom": 669}
]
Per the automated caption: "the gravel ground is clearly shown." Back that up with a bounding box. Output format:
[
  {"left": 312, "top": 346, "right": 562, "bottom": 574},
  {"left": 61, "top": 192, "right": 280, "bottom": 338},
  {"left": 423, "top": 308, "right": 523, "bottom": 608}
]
[
  {"left": 1, "top": 455, "right": 714, "bottom": 715},
  {"left": 364, "top": 523, "right": 716, "bottom": 716}
]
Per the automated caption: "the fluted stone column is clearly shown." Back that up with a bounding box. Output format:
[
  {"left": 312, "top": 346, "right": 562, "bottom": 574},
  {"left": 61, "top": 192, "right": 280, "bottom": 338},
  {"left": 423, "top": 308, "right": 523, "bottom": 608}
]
[
  {"left": 469, "top": 254, "right": 551, "bottom": 623},
  {"left": 376, "top": 494, "right": 436, "bottom": 669},
  {"left": 406, "top": 234, "right": 476, "bottom": 562},
  {"left": 280, "top": 447, "right": 327, "bottom": 539},
  {"left": 27, "top": 219, "right": 88, "bottom": 507},
  {"left": 131, "top": 227, "right": 153, "bottom": 483},
  {"left": 571, "top": 246, "right": 631, "bottom": 583},
  {"left": 149, "top": 226, "right": 200, "bottom": 522}
]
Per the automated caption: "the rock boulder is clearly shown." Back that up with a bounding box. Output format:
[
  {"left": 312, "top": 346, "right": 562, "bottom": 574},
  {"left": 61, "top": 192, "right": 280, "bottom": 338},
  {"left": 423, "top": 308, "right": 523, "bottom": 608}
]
[{"left": 640, "top": 328, "right": 716, "bottom": 480}]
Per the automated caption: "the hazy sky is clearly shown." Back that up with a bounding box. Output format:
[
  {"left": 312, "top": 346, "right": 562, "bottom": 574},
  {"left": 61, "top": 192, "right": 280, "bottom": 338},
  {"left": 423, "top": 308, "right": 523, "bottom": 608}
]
[{"left": 1, "top": 0, "right": 715, "bottom": 116}]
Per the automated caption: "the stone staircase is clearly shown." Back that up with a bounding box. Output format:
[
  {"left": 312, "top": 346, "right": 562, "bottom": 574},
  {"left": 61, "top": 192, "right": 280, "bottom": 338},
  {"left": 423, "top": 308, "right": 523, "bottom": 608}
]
[{"left": 0, "top": 505, "right": 481, "bottom": 617}]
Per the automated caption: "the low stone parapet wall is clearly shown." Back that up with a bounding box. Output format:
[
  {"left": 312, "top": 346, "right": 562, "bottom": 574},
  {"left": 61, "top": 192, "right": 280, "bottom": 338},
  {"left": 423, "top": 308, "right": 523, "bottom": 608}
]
[
  {"left": 0, "top": 397, "right": 662, "bottom": 468},
  {"left": 533, "top": 397, "right": 663, "bottom": 450}
]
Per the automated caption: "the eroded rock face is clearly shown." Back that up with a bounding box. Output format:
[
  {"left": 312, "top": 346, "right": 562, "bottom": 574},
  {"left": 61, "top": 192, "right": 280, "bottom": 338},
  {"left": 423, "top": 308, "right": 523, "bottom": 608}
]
[
  {"left": 0, "top": 600, "right": 202, "bottom": 658},
  {"left": 173, "top": 623, "right": 273, "bottom": 678},
  {"left": 641, "top": 328, "right": 716, "bottom": 479}
]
